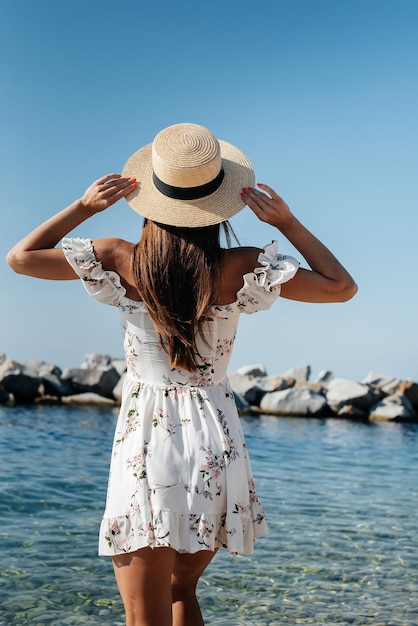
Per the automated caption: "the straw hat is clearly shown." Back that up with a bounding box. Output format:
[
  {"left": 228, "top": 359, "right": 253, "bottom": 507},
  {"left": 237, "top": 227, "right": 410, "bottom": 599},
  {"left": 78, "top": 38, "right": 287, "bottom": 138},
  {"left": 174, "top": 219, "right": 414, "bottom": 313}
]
[{"left": 122, "top": 123, "right": 255, "bottom": 227}]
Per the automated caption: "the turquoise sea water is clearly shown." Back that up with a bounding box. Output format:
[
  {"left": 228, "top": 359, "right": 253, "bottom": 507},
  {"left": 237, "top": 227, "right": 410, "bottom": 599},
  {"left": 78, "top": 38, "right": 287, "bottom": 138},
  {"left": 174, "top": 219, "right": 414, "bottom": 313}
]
[{"left": 1, "top": 404, "right": 418, "bottom": 625}]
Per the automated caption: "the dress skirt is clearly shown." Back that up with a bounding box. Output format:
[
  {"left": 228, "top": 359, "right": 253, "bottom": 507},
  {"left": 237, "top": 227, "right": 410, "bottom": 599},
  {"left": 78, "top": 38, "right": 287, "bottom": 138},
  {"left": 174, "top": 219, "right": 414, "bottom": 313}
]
[{"left": 98, "top": 375, "right": 269, "bottom": 555}]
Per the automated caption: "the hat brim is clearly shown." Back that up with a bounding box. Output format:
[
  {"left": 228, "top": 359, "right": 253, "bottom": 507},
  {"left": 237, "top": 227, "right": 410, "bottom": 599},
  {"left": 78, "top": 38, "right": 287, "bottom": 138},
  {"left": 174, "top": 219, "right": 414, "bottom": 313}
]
[{"left": 122, "top": 139, "right": 255, "bottom": 227}]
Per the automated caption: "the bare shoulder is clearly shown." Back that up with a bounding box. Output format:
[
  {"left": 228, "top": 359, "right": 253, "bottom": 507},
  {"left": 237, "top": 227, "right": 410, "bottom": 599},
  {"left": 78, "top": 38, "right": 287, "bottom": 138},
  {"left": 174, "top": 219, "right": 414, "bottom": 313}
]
[
  {"left": 218, "top": 246, "right": 263, "bottom": 304},
  {"left": 222, "top": 246, "right": 263, "bottom": 274},
  {"left": 91, "top": 238, "right": 141, "bottom": 299},
  {"left": 91, "top": 238, "right": 138, "bottom": 297},
  {"left": 93, "top": 237, "right": 135, "bottom": 261},
  {"left": 92, "top": 238, "right": 135, "bottom": 266}
]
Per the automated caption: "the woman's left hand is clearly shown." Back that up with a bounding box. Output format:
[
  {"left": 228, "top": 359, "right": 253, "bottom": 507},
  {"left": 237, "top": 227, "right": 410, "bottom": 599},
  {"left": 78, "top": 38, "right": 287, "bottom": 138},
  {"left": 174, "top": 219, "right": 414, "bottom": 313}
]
[{"left": 81, "top": 174, "right": 137, "bottom": 214}]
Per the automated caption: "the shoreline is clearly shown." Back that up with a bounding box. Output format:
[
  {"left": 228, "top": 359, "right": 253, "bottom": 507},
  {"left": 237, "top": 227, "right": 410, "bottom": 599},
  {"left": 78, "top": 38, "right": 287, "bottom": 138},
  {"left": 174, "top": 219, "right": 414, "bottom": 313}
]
[{"left": 1, "top": 354, "right": 417, "bottom": 422}]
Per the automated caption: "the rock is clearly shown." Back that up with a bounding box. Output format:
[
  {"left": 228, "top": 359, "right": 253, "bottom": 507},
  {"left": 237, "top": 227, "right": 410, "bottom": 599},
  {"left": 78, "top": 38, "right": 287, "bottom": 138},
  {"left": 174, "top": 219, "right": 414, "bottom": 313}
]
[
  {"left": 34, "top": 394, "right": 61, "bottom": 405},
  {"left": 23, "top": 360, "right": 61, "bottom": 377},
  {"left": 80, "top": 353, "right": 113, "bottom": 370},
  {"left": 112, "top": 358, "right": 127, "bottom": 377},
  {"left": 228, "top": 372, "right": 263, "bottom": 405},
  {"left": 236, "top": 364, "right": 267, "bottom": 378},
  {"left": 369, "top": 393, "right": 416, "bottom": 421},
  {"left": 112, "top": 372, "right": 126, "bottom": 403},
  {"left": 61, "top": 366, "right": 120, "bottom": 399},
  {"left": 315, "top": 370, "right": 334, "bottom": 387},
  {"left": 3, "top": 354, "right": 418, "bottom": 420},
  {"left": 40, "top": 373, "right": 73, "bottom": 397},
  {"left": 260, "top": 387, "right": 328, "bottom": 416},
  {"left": 23, "top": 360, "right": 72, "bottom": 397},
  {"left": 336, "top": 404, "right": 369, "bottom": 419},
  {"left": 233, "top": 391, "right": 250, "bottom": 411},
  {"left": 228, "top": 371, "right": 254, "bottom": 394},
  {"left": 281, "top": 365, "right": 311, "bottom": 382},
  {"left": 61, "top": 392, "right": 117, "bottom": 406},
  {"left": 362, "top": 372, "right": 400, "bottom": 395},
  {"left": 228, "top": 372, "right": 293, "bottom": 406},
  {"left": 325, "top": 378, "right": 377, "bottom": 414},
  {"left": 0, "top": 390, "right": 15, "bottom": 405},
  {"left": 0, "top": 359, "right": 42, "bottom": 403},
  {"left": 397, "top": 381, "right": 418, "bottom": 411},
  {"left": 296, "top": 380, "right": 323, "bottom": 393},
  {"left": 258, "top": 375, "right": 294, "bottom": 393},
  {"left": 0, "top": 359, "right": 18, "bottom": 379}
]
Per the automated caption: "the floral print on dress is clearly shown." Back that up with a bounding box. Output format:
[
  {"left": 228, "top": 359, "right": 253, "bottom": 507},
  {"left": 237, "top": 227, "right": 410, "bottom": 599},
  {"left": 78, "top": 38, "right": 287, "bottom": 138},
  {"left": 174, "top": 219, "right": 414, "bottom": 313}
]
[
  {"left": 152, "top": 407, "right": 176, "bottom": 437},
  {"left": 189, "top": 515, "right": 215, "bottom": 549},
  {"left": 62, "top": 237, "right": 300, "bottom": 556},
  {"left": 127, "top": 442, "right": 149, "bottom": 481},
  {"left": 104, "top": 516, "right": 133, "bottom": 553},
  {"left": 124, "top": 329, "right": 140, "bottom": 378},
  {"left": 115, "top": 409, "right": 140, "bottom": 445},
  {"left": 194, "top": 445, "right": 225, "bottom": 501}
]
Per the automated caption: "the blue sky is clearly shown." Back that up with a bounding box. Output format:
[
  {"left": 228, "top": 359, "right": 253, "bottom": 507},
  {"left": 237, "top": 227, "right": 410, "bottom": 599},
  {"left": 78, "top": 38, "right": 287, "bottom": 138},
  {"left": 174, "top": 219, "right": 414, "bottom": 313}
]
[{"left": 1, "top": 0, "right": 417, "bottom": 382}]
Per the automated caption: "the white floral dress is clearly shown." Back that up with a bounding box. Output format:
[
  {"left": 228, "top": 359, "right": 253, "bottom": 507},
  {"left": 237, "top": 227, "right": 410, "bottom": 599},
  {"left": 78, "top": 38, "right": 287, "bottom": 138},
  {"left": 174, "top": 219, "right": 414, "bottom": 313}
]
[{"left": 62, "top": 238, "right": 299, "bottom": 556}]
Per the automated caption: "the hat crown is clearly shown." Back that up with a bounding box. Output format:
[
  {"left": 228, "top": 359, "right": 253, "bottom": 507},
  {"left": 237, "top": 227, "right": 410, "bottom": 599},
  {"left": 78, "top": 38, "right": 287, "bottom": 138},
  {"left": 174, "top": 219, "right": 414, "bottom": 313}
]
[{"left": 152, "top": 123, "right": 222, "bottom": 189}]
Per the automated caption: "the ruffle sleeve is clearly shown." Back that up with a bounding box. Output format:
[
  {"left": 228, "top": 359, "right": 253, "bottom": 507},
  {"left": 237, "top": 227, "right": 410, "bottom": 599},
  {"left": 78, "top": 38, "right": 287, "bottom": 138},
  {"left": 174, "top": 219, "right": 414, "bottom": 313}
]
[
  {"left": 237, "top": 241, "right": 299, "bottom": 314},
  {"left": 62, "top": 237, "right": 127, "bottom": 307}
]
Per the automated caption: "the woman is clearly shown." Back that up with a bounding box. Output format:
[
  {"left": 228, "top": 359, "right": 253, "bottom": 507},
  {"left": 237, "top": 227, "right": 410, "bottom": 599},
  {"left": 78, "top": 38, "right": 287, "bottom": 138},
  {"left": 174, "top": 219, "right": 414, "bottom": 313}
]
[{"left": 7, "top": 123, "right": 357, "bottom": 626}]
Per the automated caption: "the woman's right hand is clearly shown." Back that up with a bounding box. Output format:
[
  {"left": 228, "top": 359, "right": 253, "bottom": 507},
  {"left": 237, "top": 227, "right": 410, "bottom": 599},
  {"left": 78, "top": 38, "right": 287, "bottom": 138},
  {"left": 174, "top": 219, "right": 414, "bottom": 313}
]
[
  {"left": 241, "top": 182, "right": 357, "bottom": 303},
  {"left": 81, "top": 174, "right": 137, "bottom": 214},
  {"left": 241, "top": 183, "right": 295, "bottom": 231}
]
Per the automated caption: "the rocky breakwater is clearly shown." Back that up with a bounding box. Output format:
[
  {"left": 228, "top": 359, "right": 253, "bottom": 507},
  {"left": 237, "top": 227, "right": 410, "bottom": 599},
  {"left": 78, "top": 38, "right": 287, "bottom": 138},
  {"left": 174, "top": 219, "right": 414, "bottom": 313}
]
[
  {"left": 0, "top": 353, "right": 126, "bottom": 407},
  {"left": 229, "top": 364, "right": 418, "bottom": 422},
  {"left": 0, "top": 354, "right": 417, "bottom": 422}
]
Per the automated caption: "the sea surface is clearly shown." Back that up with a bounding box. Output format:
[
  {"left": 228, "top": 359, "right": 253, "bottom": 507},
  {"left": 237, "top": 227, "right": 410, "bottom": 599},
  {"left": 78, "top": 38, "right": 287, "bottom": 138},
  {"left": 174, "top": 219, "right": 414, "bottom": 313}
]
[{"left": 1, "top": 404, "right": 417, "bottom": 626}]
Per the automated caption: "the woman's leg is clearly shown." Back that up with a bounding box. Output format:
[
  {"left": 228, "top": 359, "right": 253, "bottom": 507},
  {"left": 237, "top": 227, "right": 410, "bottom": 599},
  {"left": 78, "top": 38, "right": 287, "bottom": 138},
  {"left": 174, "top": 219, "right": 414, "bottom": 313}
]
[
  {"left": 171, "top": 550, "right": 218, "bottom": 626},
  {"left": 113, "top": 546, "right": 176, "bottom": 626}
]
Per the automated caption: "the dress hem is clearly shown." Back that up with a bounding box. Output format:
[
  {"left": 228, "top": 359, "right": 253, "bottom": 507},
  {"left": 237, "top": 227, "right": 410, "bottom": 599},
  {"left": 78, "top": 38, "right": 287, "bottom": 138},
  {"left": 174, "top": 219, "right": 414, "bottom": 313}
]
[{"left": 98, "top": 508, "right": 269, "bottom": 557}]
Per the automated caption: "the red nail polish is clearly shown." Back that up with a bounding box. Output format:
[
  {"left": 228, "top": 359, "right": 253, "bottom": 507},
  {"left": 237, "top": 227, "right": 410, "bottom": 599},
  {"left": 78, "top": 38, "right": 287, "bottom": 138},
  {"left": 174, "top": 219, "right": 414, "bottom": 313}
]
[{"left": 256, "top": 183, "right": 262, "bottom": 187}]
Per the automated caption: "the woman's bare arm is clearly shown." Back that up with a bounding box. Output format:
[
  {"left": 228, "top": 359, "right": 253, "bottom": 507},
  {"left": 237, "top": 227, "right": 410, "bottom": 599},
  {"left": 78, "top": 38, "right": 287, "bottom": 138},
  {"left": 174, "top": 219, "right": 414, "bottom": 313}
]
[
  {"left": 242, "top": 183, "right": 357, "bottom": 303},
  {"left": 6, "top": 174, "right": 136, "bottom": 280}
]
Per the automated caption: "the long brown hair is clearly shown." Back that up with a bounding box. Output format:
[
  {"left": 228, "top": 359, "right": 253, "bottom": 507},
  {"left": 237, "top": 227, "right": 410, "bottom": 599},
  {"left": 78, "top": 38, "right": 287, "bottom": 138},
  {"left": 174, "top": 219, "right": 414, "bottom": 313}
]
[{"left": 133, "top": 219, "right": 237, "bottom": 371}]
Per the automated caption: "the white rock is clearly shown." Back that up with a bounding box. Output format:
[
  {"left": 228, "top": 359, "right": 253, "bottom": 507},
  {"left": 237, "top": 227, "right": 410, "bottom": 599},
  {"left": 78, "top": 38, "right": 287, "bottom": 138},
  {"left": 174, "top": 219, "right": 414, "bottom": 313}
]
[
  {"left": 80, "top": 353, "right": 113, "bottom": 370},
  {"left": 326, "top": 378, "right": 375, "bottom": 413},
  {"left": 260, "top": 387, "right": 327, "bottom": 416},
  {"left": 281, "top": 365, "right": 311, "bottom": 382},
  {"left": 112, "top": 372, "right": 126, "bottom": 402},
  {"left": 236, "top": 364, "right": 268, "bottom": 378},
  {"left": 233, "top": 392, "right": 250, "bottom": 411},
  {"left": 112, "top": 359, "right": 127, "bottom": 376},
  {"left": 228, "top": 372, "right": 292, "bottom": 406},
  {"left": 362, "top": 372, "right": 400, "bottom": 395},
  {"left": 369, "top": 394, "right": 416, "bottom": 421},
  {"left": 61, "top": 366, "right": 120, "bottom": 398},
  {"left": 62, "top": 392, "right": 116, "bottom": 406},
  {"left": 315, "top": 370, "right": 334, "bottom": 387}
]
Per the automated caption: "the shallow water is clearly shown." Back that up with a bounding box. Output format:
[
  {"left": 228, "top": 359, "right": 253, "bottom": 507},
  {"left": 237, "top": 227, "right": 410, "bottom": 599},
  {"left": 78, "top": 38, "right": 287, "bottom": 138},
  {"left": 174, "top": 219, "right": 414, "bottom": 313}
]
[{"left": 1, "top": 405, "right": 418, "bottom": 625}]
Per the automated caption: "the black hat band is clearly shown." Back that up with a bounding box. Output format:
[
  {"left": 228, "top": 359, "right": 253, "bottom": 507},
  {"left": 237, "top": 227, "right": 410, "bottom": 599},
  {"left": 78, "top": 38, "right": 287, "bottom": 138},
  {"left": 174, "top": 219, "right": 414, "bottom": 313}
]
[{"left": 152, "top": 168, "right": 225, "bottom": 201}]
